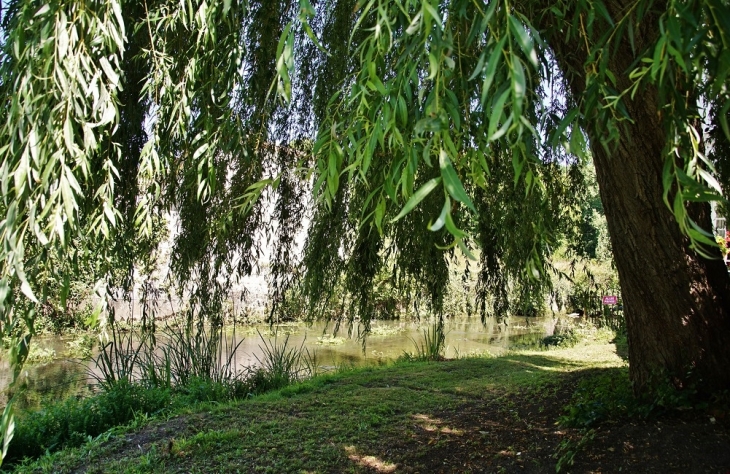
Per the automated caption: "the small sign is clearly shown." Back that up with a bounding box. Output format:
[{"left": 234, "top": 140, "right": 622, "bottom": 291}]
[{"left": 602, "top": 296, "right": 618, "bottom": 305}]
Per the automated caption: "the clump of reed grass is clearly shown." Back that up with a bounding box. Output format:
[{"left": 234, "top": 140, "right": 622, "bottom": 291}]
[
  {"left": 92, "top": 319, "right": 319, "bottom": 394},
  {"left": 12, "top": 319, "right": 321, "bottom": 467},
  {"left": 400, "top": 320, "right": 446, "bottom": 362},
  {"left": 246, "top": 331, "right": 308, "bottom": 393},
  {"left": 92, "top": 324, "right": 149, "bottom": 390},
  {"left": 159, "top": 321, "right": 245, "bottom": 387}
]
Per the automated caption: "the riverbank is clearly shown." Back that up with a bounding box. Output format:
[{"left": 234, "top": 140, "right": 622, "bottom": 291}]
[
  {"left": 3, "top": 316, "right": 551, "bottom": 412},
  {"left": 10, "top": 336, "right": 730, "bottom": 473}
]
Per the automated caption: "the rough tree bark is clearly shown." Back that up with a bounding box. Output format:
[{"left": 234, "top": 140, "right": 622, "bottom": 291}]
[{"left": 534, "top": 1, "right": 730, "bottom": 396}]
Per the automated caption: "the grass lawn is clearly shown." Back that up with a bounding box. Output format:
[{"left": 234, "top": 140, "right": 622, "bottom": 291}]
[{"left": 11, "top": 333, "right": 730, "bottom": 473}]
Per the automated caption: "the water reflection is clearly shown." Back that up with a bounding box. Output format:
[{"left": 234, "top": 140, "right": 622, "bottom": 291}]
[{"left": 4, "top": 361, "right": 93, "bottom": 411}]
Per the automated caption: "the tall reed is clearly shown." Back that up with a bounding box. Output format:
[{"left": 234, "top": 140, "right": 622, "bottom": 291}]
[
  {"left": 92, "top": 324, "right": 152, "bottom": 390},
  {"left": 91, "top": 318, "right": 246, "bottom": 391},
  {"left": 160, "top": 321, "right": 245, "bottom": 386},
  {"left": 248, "top": 331, "right": 308, "bottom": 393},
  {"left": 91, "top": 319, "right": 317, "bottom": 396},
  {"left": 405, "top": 320, "right": 446, "bottom": 361}
]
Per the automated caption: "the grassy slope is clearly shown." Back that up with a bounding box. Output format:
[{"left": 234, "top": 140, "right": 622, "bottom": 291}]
[{"left": 15, "top": 338, "right": 624, "bottom": 473}]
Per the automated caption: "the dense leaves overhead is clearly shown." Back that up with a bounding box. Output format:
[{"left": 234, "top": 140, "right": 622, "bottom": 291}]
[
  {"left": 0, "top": 0, "right": 725, "bottom": 338},
  {"left": 0, "top": 0, "right": 726, "bottom": 323}
]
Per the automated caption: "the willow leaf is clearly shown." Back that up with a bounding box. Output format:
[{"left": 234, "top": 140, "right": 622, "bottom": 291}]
[{"left": 391, "top": 177, "right": 442, "bottom": 222}]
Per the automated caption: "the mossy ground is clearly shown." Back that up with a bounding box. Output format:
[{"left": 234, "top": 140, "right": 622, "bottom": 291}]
[{"left": 11, "top": 335, "right": 730, "bottom": 473}]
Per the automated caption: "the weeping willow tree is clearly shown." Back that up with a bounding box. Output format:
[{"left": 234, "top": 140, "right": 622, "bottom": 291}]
[{"left": 2, "top": 0, "right": 730, "bottom": 462}]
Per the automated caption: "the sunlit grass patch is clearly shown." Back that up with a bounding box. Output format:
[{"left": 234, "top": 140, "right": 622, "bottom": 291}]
[
  {"left": 345, "top": 445, "right": 398, "bottom": 473},
  {"left": 172, "top": 429, "right": 244, "bottom": 457}
]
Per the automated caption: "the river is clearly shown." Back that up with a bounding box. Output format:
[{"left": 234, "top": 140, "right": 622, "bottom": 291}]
[{"left": 2, "top": 316, "right": 558, "bottom": 412}]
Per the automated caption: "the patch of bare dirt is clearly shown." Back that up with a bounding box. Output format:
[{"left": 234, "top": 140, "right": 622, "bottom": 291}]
[
  {"left": 570, "top": 412, "right": 730, "bottom": 473},
  {"left": 70, "top": 414, "right": 210, "bottom": 473},
  {"left": 367, "top": 377, "right": 730, "bottom": 473}
]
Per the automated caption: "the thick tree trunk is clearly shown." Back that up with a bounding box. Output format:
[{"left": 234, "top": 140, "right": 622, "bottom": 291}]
[
  {"left": 534, "top": 2, "right": 730, "bottom": 396},
  {"left": 591, "top": 103, "right": 730, "bottom": 396}
]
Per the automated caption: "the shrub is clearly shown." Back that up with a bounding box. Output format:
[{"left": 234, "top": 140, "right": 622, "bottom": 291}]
[
  {"left": 541, "top": 329, "right": 578, "bottom": 348},
  {"left": 559, "top": 369, "right": 634, "bottom": 428},
  {"left": 8, "top": 381, "right": 171, "bottom": 463},
  {"left": 540, "top": 319, "right": 580, "bottom": 348},
  {"left": 558, "top": 367, "right": 700, "bottom": 430}
]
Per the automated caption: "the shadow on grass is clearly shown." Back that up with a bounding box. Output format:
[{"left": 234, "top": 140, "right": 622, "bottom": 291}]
[
  {"left": 612, "top": 333, "right": 630, "bottom": 362},
  {"left": 15, "top": 351, "right": 631, "bottom": 473},
  {"left": 337, "top": 364, "right": 631, "bottom": 474}
]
